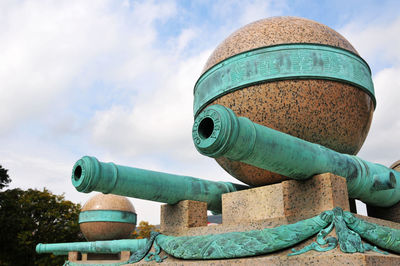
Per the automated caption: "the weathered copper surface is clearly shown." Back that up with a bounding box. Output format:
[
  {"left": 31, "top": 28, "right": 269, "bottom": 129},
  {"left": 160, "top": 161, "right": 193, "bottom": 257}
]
[
  {"left": 73, "top": 156, "right": 248, "bottom": 214},
  {"left": 80, "top": 193, "right": 136, "bottom": 241},
  {"left": 200, "top": 17, "right": 374, "bottom": 186},
  {"left": 367, "top": 161, "right": 400, "bottom": 223},
  {"left": 194, "top": 44, "right": 374, "bottom": 117}
]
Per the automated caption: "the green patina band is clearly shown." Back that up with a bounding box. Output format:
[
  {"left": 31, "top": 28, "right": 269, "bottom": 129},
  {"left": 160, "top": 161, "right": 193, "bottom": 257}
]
[
  {"left": 193, "top": 43, "right": 375, "bottom": 116},
  {"left": 79, "top": 210, "right": 137, "bottom": 224}
]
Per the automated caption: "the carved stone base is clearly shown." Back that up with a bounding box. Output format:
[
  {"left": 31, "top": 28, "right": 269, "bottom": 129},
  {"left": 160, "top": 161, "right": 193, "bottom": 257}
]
[
  {"left": 132, "top": 247, "right": 400, "bottom": 265},
  {"left": 159, "top": 174, "right": 354, "bottom": 237},
  {"left": 144, "top": 173, "right": 400, "bottom": 265},
  {"left": 72, "top": 173, "right": 400, "bottom": 265}
]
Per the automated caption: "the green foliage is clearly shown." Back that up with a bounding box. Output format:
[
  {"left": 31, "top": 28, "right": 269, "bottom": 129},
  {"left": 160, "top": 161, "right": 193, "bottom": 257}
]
[
  {"left": 131, "top": 221, "right": 158, "bottom": 239},
  {"left": 0, "top": 188, "right": 84, "bottom": 266},
  {"left": 0, "top": 165, "right": 11, "bottom": 189}
]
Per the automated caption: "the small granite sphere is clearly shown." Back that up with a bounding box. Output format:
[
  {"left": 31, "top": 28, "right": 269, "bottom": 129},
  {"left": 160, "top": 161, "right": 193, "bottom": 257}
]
[
  {"left": 194, "top": 16, "right": 375, "bottom": 186},
  {"left": 79, "top": 193, "right": 137, "bottom": 241}
]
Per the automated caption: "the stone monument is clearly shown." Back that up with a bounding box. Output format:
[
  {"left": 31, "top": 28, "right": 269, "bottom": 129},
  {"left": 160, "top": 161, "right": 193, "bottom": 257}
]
[
  {"left": 36, "top": 16, "right": 400, "bottom": 265},
  {"left": 79, "top": 193, "right": 137, "bottom": 241}
]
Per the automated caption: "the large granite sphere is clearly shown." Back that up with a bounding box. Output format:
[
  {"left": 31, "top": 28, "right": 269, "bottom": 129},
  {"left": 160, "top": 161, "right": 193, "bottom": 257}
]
[
  {"left": 196, "top": 16, "right": 374, "bottom": 186},
  {"left": 79, "top": 193, "right": 137, "bottom": 241}
]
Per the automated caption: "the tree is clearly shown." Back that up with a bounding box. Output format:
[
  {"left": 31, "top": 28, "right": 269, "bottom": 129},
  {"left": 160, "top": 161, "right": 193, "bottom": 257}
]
[
  {"left": 0, "top": 165, "right": 11, "bottom": 189},
  {"left": 0, "top": 188, "right": 84, "bottom": 266},
  {"left": 131, "top": 221, "right": 158, "bottom": 239}
]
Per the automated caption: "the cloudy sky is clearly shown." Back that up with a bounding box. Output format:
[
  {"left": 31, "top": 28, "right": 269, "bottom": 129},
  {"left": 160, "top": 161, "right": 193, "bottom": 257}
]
[{"left": 1, "top": 0, "right": 400, "bottom": 224}]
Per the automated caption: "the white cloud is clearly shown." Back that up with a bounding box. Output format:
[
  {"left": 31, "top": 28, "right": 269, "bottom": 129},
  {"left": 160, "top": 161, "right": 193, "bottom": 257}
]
[
  {"left": 0, "top": 0, "right": 180, "bottom": 224},
  {"left": 0, "top": 0, "right": 177, "bottom": 136},
  {"left": 3, "top": 0, "right": 399, "bottom": 225},
  {"left": 90, "top": 50, "right": 210, "bottom": 159},
  {"left": 340, "top": 17, "right": 400, "bottom": 68},
  {"left": 358, "top": 67, "right": 400, "bottom": 165},
  {"left": 238, "top": 0, "right": 287, "bottom": 25},
  {"left": 176, "top": 28, "right": 198, "bottom": 53},
  {"left": 340, "top": 16, "right": 400, "bottom": 166}
]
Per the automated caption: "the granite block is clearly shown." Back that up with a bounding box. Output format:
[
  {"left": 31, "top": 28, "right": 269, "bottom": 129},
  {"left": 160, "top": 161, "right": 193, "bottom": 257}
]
[
  {"left": 132, "top": 240, "right": 400, "bottom": 265},
  {"left": 160, "top": 200, "right": 208, "bottom": 235},
  {"left": 222, "top": 173, "right": 350, "bottom": 224},
  {"left": 222, "top": 182, "right": 284, "bottom": 224},
  {"left": 68, "top": 251, "right": 80, "bottom": 261}
]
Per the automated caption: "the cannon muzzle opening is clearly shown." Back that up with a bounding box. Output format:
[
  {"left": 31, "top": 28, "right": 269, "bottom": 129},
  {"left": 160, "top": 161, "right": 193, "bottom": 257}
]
[
  {"left": 71, "top": 156, "right": 103, "bottom": 193},
  {"left": 198, "top": 117, "right": 214, "bottom": 139},
  {"left": 193, "top": 104, "right": 244, "bottom": 159},
  {"left": 73, "top": 165, "right": 82, "bottom": 181}
]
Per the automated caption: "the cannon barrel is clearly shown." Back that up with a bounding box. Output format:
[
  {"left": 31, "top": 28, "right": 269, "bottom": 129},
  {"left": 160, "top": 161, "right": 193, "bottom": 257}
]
[
  {"left": 72, "top": 156, "right": 248, "bottom": 214},
  {"left": 36, "top": 239, "right": 147, "bottom": 255},
  {"left": 192, "top": 104, "right": 400, "bottom": 207}
]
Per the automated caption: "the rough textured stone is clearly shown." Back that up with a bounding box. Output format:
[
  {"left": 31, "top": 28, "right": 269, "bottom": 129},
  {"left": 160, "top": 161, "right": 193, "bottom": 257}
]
[
  {"left": 222, "top": 182, "right": 285, "bottom": 224},
  {"left": 198, "top": 16, "right": 374, "bottom": 186},
  {"left": 203, "top": 16, "right": 358, "bottom": 72},
  {"left": 133, "top": 248, "right": 400, "bottom": 265},
  {"left": 158, "top": 174, "right": 400, "bottom": 239},
  {"left": 366, "top": 161, "right": 400, "bottom": 223},
  {"left": 160, "top": 200, "right": 208, "bottom": 235},
  {"left": 222, "top": 174, "right": 350, "bottom": 225},
  {"left": 68, "top": 251, "right": 80, "bottom": 261}
]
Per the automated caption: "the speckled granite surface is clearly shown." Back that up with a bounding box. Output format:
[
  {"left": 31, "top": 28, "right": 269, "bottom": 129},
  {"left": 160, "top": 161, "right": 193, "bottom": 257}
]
[
  {"left": 202, "top": 16, "right": 358, "bottom": 72},
  {"left": 80, "top": 193, "right": 137, "bottom": 241},
  {"left": 161, "top": 200, "right": 208, "bottom": 235},
  {"left": 159, "top": 174, "right": 400, "bottom": 238},
  {"left": 213, "top": 79, "right": 374, "bottom": 186}
]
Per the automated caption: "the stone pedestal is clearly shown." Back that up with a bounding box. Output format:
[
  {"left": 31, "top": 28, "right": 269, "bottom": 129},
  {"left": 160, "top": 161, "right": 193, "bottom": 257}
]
[
  {"left": 69, "top": 173, "right": 399, "bottom": 265},
  {"left": 151, "top": 174, "right": 400, "bottom": 265},
  {"left": 222, "top": 173, "right": 350, "bottom": 225},
  {"left": 68, "top": 250, "right": 131, "bottom": 264},
  {"left": 134, "top": 249, "right": 400, "bottom": 265},
  {"left": 160, "top": 200, "right": 208, "bottom": 235}
]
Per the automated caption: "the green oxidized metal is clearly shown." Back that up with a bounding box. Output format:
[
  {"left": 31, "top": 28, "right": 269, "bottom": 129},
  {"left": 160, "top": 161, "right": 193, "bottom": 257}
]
[
  {"left": 155, "top": 212, "right": 331, "bottom": 259},
  {"left": 72, "top": 156, "right": 248, "bottom": 214},
  {"left": 193, "top": 44, "right": 375, "bottom": 116},
  {"left": 35, "top": 238, "right": 147, "bottom": 255},
  {"left": 38, "top": 208, "right": 399, "bottom": 263},
  {"left": 192, "top": 104, "right": 400, "bottom": 207},
  {"left": 128, "top": 208, "right": 397, "bottom": 263},
  {"left": 343, "top": 211, "right": 400, "bottom": 253},
  {"left": 79, "top": 210, "right": 137, "bottom": 224}
]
